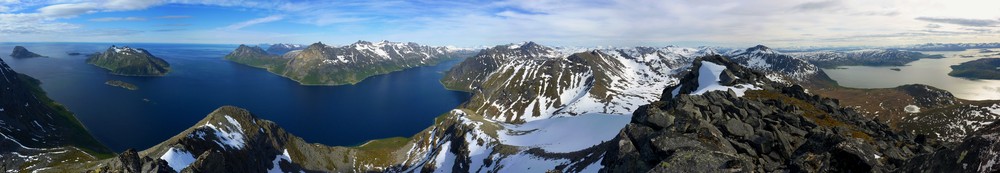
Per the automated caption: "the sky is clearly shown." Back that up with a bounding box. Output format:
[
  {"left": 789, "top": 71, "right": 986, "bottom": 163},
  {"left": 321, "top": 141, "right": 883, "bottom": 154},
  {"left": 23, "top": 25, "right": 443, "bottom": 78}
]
[{"left": 0, "top": 0, "right": 998, "bottom": 48}]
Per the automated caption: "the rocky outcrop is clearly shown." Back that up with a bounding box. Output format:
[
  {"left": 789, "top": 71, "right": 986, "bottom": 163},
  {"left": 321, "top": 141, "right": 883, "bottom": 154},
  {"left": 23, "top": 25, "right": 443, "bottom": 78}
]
[
  {"left": 10, "top": 46, "right": 44, "bottom": 58},
  {"left": 0, "top": 57, "right": 113, "bottom": 172},
  {"left": 902, "top": 121, "right": 1000, "bottom": 172},
  {"left": 603, "top": 55, "right": 934, "bottom": 172},
  {"left": 86, "top": 45, "right": 171, "bottom": 76}
]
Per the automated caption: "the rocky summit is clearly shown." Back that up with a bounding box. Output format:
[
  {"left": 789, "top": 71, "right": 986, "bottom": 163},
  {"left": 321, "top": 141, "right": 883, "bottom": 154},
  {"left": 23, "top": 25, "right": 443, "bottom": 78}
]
[
  {"left": 9, "top": 46, "right": 44, "bottom": 58},
  {"left": 86, "top": 45, "right": 171, "bottom": 76},
  {"left": 604, "top": 55, "right": 938, "bottom": 172}
]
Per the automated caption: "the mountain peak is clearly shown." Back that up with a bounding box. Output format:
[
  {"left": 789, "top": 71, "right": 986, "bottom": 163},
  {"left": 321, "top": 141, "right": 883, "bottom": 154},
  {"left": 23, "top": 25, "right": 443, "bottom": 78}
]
[
  {"left": 661, "top": 55, "right": 773, "bottom": 101},
  {"left": 743, "top": 44, "right": 778, "bottom": 54}
]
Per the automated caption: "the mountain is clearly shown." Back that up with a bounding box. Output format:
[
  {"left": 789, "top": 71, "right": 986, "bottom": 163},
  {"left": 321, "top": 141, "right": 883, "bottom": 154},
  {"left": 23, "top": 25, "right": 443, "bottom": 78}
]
[
  {"left": 789, "top": 49, "right": 945, "bottom": 68},
  {"left": 724, "top": 45, "right": 824, "bottom": 83},
  {"left": 948, "top": 58, "right": 1000, "bottom": 79},
  {"left": 0, "top": 57, "right": 113, "bottom": 172},
  {"left": 86, "top": 46, "right": 171, "bottom": 76},
  {"left": 226, "top": 40, "right": 463, "bottom": 85},
  {"left": 604, "top": 55, "right": 935, "bottom": 172},
  {"left": 898, "top": 43, "right": 1000, "bottom": 51},
  {"left": 441, "top": 42, "right": 715, "bottom": 123},
  {"left": 9, "top": 46, "right": 44, "bottom": 58},
  {"left": 265, "top": 43, "right": 306, "bottom": 55},
  {"left": 54, "top": 53, "right": 1000, "bottom": 172}
]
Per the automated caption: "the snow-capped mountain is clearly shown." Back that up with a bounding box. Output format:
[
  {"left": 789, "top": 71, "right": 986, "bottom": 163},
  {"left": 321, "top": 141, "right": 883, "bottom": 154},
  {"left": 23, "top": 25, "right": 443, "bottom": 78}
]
[
  {"left": 23, "top": 42, "right": 1000, "bottom": 172},
  {"left": 226, "top": 40, "right": 462, "bottom": 85},
  {"left": 724, "top": 45, "right": 821, "bottom": 83},
  {"left": 789, "top": 49, "right": 944, "bottom": 68},
  {"left": 264, "top": 43, "right": 306, "bottom": 55},
  {"left": 898, "top": 42, "right": 1000, "bottom": 51},
  {"left": 0, "top": 58, "right": 113, "bottom": 172},
  {"left": 87, "top": 45, "right": 171, "bottom": 76},
  {"left": 442, "top": 42, "right": 720, "bottom": 123}
]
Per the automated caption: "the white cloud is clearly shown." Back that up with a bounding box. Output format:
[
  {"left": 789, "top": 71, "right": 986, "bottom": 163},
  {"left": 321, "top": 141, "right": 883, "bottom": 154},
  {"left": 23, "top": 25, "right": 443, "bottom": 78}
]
[
  {"left": 222, "top": 15, "right": 284, "bottom": 30},
  {"left": 89, "top": 16, "right": 145, "bottom": 22}
]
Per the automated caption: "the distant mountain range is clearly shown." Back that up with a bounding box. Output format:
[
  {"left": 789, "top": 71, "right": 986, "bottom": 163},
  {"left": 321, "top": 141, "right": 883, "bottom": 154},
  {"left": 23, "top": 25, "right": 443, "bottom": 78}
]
[
  {"left": 86, "top": 46, "right": 171, "bottom": 76},
  {"left": 226, "top": 40, "right": 472, "bottom": 85},
  {"left": 789, "top": 49, "right": 945, "bottom": 68},
  {"left": 6, "top": 41, "right": 1000, "bottom": 172},
  {"left": 896, "top": 43, "right": 1000, "bottom": 51}
]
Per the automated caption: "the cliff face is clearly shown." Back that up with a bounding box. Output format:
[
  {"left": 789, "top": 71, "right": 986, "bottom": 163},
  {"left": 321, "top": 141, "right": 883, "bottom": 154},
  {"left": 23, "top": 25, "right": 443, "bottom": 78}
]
[
  {"left": 0, "top": 57, "right": 112, "bottom": 172},
  {"left": 86, "top": 46, "right": 171, "bottom": 76}
]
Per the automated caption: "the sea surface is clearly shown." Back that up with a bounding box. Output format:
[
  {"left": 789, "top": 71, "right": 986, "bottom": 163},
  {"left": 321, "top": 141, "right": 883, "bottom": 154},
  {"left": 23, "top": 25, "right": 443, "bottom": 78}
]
[
  {"left": 823, "top": 48, "right": 1000, "bottom": 100},
  {"left": 0, "top": 43, "right": 469, "bottom": 151}
]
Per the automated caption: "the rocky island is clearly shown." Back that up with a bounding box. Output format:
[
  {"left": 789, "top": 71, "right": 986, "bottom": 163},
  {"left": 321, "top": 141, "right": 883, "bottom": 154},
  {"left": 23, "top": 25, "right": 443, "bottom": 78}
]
[
  {"left": 948, "top": 58, "right": 1000, "bottom": 79},
  {"left": 105, "top": 80, "right": 138, "bottom": 90},
  {"left": 10, "top": 46, "right": 45, "bottom": 58},
  {"left": 225, "top": 40, "right": 464, "bottom": 85},
  {"left": 86, "top": 45, "right": 171, "bottom": 76}
]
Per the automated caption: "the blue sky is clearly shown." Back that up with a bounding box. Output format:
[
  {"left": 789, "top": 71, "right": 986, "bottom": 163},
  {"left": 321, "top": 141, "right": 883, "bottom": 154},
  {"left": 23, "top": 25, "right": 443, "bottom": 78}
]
[{"left": 1, "top": 0, "right": 999, "bottom": 48}]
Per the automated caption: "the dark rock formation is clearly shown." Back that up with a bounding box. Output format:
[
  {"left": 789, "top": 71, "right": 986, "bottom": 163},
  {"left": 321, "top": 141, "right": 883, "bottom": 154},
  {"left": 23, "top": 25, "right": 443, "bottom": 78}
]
[
  {"left": 10, "top": 46, "right": 44, "bottom": 58},
  {"left": 603, "top": 55, "right": 934, "bottom": 172}
]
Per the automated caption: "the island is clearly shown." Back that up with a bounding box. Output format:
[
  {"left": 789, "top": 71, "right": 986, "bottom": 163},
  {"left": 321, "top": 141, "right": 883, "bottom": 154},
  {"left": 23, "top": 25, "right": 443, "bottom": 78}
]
[
  {"left": 225, "top": 40, "right": 467, "bottom": 85},
  {"left": 890, "top": 68, "right": 901, "bottom": 71},
  {"left": 105, "top": 80, "right": 138, "bottom": 90},
  {"left": 67, "top": 52, "right": 82, "bottom": 56},
  {"left": 948, "top": 58, "right": 1000, "bottom": 79},
  {"left": 86, "top": 45, "right": 171, "bottom": 76},
  {"left": 10, "top": 46, "right": 45, "bottom": 58}
]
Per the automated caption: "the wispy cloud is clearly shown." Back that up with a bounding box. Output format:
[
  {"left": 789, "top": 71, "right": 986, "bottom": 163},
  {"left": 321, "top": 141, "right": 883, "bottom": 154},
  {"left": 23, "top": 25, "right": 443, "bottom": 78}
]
[
  {"left": 223, "top": 15, "right": 284, "bottom": 30},
  {"left": 915, "top": 17, "right": 1000, "bottom": 27},
  {"left": 89, "top": 16, "right": 146, "bottom": 22}
]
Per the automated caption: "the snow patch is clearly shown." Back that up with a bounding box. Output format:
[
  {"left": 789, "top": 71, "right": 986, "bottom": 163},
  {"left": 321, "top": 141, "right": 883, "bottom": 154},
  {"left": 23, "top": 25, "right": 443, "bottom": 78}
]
[
  {"left": 685, "top": 61, "right": 760, "bottom": 97},
  {"left": 498, "top": 113, "right": 631, "bottom": 153},
  {"left": 904, "top": 105, "right": 921, "bottom": 113},
  {"left": 160, "top": 147, "right": 196, "bottom": 172},
  {"left": 267, "top": 149, "right": 293, "bottom": 173}
]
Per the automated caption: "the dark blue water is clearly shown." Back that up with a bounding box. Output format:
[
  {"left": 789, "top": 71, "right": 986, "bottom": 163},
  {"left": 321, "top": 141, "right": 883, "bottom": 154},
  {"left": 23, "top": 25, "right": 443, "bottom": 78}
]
[{"left": 0, "top": 43, "right": 469, "bottom": 151}]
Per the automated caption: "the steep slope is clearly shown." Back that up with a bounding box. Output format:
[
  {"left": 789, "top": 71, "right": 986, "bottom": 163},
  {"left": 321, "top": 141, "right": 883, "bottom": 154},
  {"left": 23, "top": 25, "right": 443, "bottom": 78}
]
[
  {"left": 86, "top": 46, "right": 171, "bottom": 76},
  {"left": 226, "top": 40, "right": 462, "bottom": 85},
  {"left": 0, "top": 57, "right": 113, "bottom": 172},
  {"left": 9, "top": 46, "right": 44, "bottom": 58},
  {"left": 789, "top": 49, "right": 944, "bottom": 68},
  {"left": 443, "top": 42, "right": 715, "bottom": 123},
  {"left": 604, "top": 55, "right": 934, "bottom": 172}
]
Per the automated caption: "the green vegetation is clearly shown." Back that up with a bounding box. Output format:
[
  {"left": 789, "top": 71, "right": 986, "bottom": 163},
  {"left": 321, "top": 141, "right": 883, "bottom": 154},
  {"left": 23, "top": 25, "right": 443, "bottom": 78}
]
[
  {"left": 104, "top": 80, "right": 138, "bottom": 90},
  {"left": 86, "top": 47, "right": 170, "bottom": 76},
  {"left": 948, "top": 58, "right": 1000, "bottom": 79}
]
